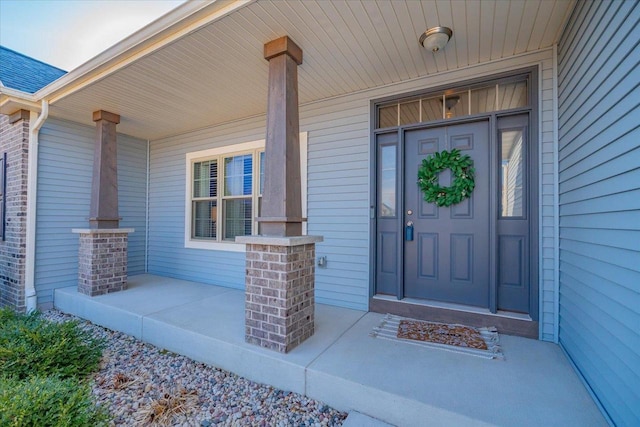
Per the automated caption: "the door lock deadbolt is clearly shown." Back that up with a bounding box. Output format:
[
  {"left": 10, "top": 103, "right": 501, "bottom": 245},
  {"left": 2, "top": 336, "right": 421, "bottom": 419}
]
[{"left": 405, "top": 221, "right": 414, "bottom": 241}]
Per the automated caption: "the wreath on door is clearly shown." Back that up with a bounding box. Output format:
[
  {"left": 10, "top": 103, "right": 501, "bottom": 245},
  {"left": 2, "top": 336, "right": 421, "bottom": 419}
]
[{"left": 417, "top": 149, "right": 475, "bottom": 207}]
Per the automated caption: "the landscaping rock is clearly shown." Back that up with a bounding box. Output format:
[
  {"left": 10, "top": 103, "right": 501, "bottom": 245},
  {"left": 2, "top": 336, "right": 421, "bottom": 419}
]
[{"left": 43, "top": 309, "right": 346, "bottom": 426}]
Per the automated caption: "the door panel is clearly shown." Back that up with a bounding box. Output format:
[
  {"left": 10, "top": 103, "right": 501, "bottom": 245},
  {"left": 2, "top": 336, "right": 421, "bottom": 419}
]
[
  {"left": 404, "top": 121, "right": 490, "bottom": 307},
  {"left": 375, "top": 132, "right": 400, "bottom": 296},
  {"left": 497, "top": 114, "right": 531, "bottom": 313},
  {"left": 417, "top": 233, "right": 438, "bottom": 279},
  {"left": 451, "top": 233, "right": 473, "bottom": 282}
]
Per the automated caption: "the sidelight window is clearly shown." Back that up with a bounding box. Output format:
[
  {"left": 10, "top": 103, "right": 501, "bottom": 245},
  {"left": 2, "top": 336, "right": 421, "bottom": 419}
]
[
  {"left": 379, "top": 144, "right": 397, "bottom": 217},
  {"left": 499, "top": 128, "right": 526, "bottom": 218}
]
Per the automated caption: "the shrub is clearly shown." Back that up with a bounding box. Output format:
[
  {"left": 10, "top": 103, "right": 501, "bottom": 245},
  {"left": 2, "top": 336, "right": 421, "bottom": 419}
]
[
  {"left": 0, "top": 376, "right": 109, "bottom": 427},
  {"left": 0, "top": 308, "right": 104, "bottom": 380}
]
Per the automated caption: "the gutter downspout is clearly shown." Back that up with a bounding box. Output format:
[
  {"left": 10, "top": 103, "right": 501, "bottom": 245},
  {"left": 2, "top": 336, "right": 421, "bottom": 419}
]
[
  {"left": 552, "top": 44, "right": 561, "bottom": 344},
  {"left": 25, "top": 100, "right": 48, "bottom": 312},
  {"left": 145, "top": 139, "right": 150, "bottom": 273}
]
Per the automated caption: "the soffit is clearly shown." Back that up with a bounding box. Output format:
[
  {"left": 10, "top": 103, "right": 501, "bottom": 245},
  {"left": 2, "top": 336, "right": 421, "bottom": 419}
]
[{"left": 49, "top": 0, "right": 575, "bottom": 140}]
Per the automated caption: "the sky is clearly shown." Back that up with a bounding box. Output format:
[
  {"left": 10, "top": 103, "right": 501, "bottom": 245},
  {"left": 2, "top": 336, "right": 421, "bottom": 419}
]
[{"left": 0, "top": 0, "right": 186, "bottom": 71}]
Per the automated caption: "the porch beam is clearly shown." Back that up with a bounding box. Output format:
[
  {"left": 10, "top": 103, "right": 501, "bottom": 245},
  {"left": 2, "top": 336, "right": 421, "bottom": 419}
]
[
  {"left": 258, "top": 36, "right": 304, "bottom": 237},
  {"left": 89, "top": 110, "right": 120, "bottom": 229}
]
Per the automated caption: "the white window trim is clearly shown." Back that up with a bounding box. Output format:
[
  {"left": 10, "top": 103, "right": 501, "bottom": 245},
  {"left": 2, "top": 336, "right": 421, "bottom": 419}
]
[{"left": 184, "top": 133, "right": 308, "bottom": 252}]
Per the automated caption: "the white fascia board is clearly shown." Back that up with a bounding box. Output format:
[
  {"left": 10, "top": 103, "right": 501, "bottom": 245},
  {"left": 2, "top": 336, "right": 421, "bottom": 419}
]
[
  {"left": 0, "top": 88, "right": 40, "bottom": 114},
  {"left": 36, "top": 0, "right": 255, "bottom": 104}
]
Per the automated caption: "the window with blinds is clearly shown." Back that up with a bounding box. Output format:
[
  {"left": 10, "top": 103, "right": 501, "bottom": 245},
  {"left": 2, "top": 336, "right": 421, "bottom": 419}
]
[
  {"left": 192, "top": 159, "right": 217, "bottom": 239},
  {"left": 190, "top": 150, "right": 262, "bottom": 242}
]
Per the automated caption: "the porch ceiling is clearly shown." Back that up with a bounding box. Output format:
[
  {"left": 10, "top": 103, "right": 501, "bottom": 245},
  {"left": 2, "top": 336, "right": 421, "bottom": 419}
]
[{"left": 48, "top": 0, "right": 575, "bottom": 141}]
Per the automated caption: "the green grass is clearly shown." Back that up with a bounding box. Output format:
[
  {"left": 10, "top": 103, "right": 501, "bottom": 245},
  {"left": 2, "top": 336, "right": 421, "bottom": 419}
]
[{"left": 0, "top": 308, "right": 109, "bottom": 426}]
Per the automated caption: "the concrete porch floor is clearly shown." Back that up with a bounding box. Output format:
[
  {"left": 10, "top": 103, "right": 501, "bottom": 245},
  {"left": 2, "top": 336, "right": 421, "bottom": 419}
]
[{"left": 54, "top": 274, "right": 606, "bottom": 427}]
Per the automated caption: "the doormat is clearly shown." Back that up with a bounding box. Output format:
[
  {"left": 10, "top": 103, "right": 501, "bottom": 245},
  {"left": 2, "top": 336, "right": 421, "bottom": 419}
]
[{"left": 370, "top": 314, "right": 504, "bottom": 360}]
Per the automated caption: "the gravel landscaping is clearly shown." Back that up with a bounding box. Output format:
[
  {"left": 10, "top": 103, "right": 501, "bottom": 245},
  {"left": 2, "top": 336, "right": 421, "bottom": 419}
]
[{"left": 42, "top": 310, "right": 347, "bottom": 426}]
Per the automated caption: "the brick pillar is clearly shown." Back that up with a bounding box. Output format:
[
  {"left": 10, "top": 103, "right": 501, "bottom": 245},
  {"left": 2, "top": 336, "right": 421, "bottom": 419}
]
[
  {"left": 0, "top": 111, "right": 30, "bottom": 312},
  {"left": 237, "top": 37, "right": 322, "bottom": 352},
  {"left": 236, "top": 236, "right": 322, "bottom": 353},
  {"left": 74, "top": 110, "right": 132, "bottom": 297},
  {"left": 73, "top": 228, "right": 133, "bottom": 296}
]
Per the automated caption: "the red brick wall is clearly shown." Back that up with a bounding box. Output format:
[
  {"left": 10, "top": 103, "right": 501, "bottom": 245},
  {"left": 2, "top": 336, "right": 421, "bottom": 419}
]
[
  {"left": 0, "top": 113, "right": 30, "bottom": 312},
  {"left": 245, "top": 243, "right": 315, "bottom": 352},
  {"left": 77, "top": 231, "right": 129, "bottom": 296}
]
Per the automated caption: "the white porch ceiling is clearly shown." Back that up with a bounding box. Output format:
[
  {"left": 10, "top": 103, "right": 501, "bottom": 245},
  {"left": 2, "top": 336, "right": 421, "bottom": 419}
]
[{"left": 49, "top": 0, "right": 575, "bottom": 140}]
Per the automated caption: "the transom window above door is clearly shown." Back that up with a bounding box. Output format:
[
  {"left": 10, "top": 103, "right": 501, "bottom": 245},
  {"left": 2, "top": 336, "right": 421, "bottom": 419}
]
[{"left": 377, "top": 76, "right": 529, "bottom": 129}]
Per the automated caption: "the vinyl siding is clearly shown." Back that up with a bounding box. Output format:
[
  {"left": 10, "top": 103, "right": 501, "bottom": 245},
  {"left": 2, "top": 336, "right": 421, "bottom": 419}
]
[
  {"left": 303, "top": 97, "right": 370, "bottom": 308},
  {"left": 557, "top": 1, "right": 640, "bottom": 425},
  {"left": 148, "top": 121, "right": 260, "bottom": 291},
  {"left": 539, "top": 51, "right": 557, "bottom": 341},
  {"left": 35, "top": 118, "right": 147, "bottom": 306},
  {"left": 148, "top": 49, "right": 557, "bottom": 319}
]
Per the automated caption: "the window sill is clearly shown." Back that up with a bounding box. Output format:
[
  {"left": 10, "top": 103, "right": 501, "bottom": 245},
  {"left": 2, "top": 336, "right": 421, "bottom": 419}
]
[{"left": 185, "top": 240, "right": 246, "bottom": 252}]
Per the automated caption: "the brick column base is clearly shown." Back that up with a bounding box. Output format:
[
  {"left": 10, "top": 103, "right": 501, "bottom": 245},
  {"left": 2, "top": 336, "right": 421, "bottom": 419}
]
[
  {"left": 236, "top": 235, "right": 323, "bottom": 353},
  {"left": 72, "top": 228, "right": 133, "bottom": 296}
]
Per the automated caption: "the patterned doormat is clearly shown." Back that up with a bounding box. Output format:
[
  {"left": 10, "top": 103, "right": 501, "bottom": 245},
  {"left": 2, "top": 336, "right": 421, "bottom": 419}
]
[{"left": 370, "top": 314, "right": 504, "bottom": 360}]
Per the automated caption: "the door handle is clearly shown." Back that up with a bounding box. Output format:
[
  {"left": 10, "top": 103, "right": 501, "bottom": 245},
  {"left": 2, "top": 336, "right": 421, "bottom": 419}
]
[{"left": 405, "top": 221, "right": 414, "bottom": 241}]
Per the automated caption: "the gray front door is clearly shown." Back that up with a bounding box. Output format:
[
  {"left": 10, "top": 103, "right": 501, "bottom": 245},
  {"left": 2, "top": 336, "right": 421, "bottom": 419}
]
[{"left": 404, "top": 121, "right": 490, "bottom": 307}]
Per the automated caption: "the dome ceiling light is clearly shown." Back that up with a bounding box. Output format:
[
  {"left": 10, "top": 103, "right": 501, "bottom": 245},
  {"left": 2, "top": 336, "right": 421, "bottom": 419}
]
[{"left": 419, "top": 26, "right": 453, "bottom": 52}]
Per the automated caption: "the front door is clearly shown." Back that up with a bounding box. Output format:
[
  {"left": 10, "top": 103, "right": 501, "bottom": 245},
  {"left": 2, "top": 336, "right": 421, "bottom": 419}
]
[{"left": 403, "top": 121, "right": 490, "bottom": 307}]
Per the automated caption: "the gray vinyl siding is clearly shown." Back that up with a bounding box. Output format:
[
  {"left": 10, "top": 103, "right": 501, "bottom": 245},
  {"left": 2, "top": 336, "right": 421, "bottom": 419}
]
[
  {"left": 303, "top": 99, "right": 370, "bottom": 308},
  {"left": 558, "top": 1, "right": 640, "bottom": 426},
  {"left": 35, "top": 118, "right": 147, "bottom": 306},
  {"left": 539, "top": 54, "right": 557, "bottom": 341},
  {"left": 148, "top": 50, "right": 557, "bottom": 316},
  {"left": 148, "top": 121, "right": 261, "bottom": 292},
  {"left": 148, "top": 100, "right": 370, "bottom": 310}
]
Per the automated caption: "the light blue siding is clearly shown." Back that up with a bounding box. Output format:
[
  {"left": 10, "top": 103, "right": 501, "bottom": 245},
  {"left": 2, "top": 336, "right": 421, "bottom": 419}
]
[
  {"left": 35, "top": 118, "right": 147, "bottom": 306},
  {"left": 147, "top": 51, "right": 559, "bottom": 314},
  {"left": 558, "top": 1, "right": 640, "bottom": 425},
  {"left": 303, "top": 98, "right": 370, "bottom": 309},
  {"left": 147, "top": 91, "right": 372, "bottom": 310},
  {"left": 147, "top": 120, "right": 262, "bottom": 291}
]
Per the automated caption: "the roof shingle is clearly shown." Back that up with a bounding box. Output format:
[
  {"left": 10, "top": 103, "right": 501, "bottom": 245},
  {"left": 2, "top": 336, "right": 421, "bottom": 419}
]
[{"left": 0, "top": 46, "right": 66, "bottom": 93}]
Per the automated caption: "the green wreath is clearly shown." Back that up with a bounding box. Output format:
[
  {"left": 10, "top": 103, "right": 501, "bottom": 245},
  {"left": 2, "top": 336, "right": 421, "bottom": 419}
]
[{"left": 417, "top": 149, "right": 475, "bottom": 207}]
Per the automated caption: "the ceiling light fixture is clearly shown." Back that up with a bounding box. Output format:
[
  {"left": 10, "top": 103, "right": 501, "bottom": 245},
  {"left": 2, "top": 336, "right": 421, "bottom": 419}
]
[
  {"left": 443, "top": 95, "right": 460, "bottom": 111},
  {"left": 419, "top": 26, "right": 453, "bottom": 52},
  {"left": 440, "top": 95, "right": 460, "bottom": 118}
]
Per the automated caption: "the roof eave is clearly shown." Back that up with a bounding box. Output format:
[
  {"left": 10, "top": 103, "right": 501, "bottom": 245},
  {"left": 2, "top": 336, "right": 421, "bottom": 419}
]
[
  {"left": 34, "top": 0, "right": 254, "bottom": 104},
  {"left": 0, "top": 87, "right": 40, "bottom": 114}
]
